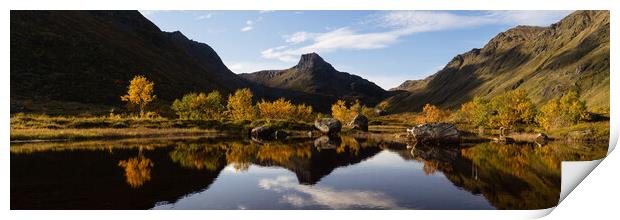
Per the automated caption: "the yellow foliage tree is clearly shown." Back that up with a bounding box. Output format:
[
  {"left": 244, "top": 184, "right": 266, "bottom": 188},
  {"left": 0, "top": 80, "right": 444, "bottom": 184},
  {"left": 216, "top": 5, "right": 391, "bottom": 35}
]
[
  {"left": 422, "top": 103, "right": 448, "bottom": 123},
  {"left": 331, "top": 100, "right": 354, "bottom": 123},
  {"left": 121, "top": 75, "right": 156, "bottom": 117},
  {"left": 536, "top": 91, "right": 589, "bottom": 130},
  {"left": 488, "top": 89, "right": 536, "bottom": 128},
  {"left": 257, "top": 98, "right": 295, "bottom": 119},
  {"left": 172, "top": 91, "right": 225, "bottom": 120},
  {"left": 256, "top": 98, "right": 314, "bottom": 121},
  {"left": 331, "top": 99, "right": 374, "bottom": 123},
  {"left": 226, "top": 88, "right": 257, "bottom": 121},
  {"left": 294, "top": 103, "right": 314, "bottom": 122}
]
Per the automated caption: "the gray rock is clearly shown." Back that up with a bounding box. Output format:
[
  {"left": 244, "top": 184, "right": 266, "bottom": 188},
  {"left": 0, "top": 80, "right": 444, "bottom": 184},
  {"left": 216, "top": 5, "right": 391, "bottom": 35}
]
[
  {"left": 251, "top": 126, "right": 274, "bottom": 139},
  {"left": 406, "top": 123, "right": 460, "bottom": 144},
  {"left": 314, "top": 118, "right": 342, "bottom": 135},
  {"left": 349, "top": 114, "right": 368, "bottom": 131},
  {"left": 535, "top": 133, "right": 549, "bottom": 142},
  {"left": 375, "top": 109, "right": 387, "bottom": 116},
  {"left": 250, "top": 126, "right": 287, "bottom": 140},
  {"left": 313, "top": 136, "right": 342, "bottom": 149}
]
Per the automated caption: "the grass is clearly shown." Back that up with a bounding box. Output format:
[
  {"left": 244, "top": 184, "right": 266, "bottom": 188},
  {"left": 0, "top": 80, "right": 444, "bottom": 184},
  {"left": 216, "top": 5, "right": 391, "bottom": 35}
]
[
  {"left": 547, "top": 121, "right": 610, "bottom": 141},
  {"left": 10, "top": 128, "right": 229, "bottom": 142},
  {"left": 10, "top": 114, "right": 317, "bottom": 141}
]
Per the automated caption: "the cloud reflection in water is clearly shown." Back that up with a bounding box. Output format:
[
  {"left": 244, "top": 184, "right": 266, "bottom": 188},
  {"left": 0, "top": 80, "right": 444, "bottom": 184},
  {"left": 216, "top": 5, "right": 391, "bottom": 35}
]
[{"left": 259, "top": 176, "right": 403, "bottom": 209}]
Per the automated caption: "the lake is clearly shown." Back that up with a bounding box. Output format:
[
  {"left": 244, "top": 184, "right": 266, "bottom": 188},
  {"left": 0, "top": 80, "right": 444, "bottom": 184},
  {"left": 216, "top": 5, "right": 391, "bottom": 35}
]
[{"left": 10, "top": 136, "right": 607, "bottom": 210}]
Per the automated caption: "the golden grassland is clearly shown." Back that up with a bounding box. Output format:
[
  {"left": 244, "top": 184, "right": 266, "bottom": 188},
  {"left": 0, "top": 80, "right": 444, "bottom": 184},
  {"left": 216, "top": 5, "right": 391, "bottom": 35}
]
[{"left": 9, "top": 113, "right": 315, "bottom": 141}]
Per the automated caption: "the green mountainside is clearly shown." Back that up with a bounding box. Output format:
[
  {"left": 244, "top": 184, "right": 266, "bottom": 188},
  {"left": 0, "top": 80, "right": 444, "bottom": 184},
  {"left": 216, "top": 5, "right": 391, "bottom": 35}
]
[{"left": 386, "top": 10, "right": 609, "bottom": 113}]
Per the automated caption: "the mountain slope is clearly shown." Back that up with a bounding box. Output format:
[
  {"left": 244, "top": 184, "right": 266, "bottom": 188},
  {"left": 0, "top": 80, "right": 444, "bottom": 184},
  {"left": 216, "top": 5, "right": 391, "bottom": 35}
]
[
  {"left": 386, "top": 10, "right": 609, "bottom": 113},
  {"left": 241, "top": 53, "right": 388, "bottom": 106},
  {"left": 10, "top": 10, "right": 252, "bottom": 108}
]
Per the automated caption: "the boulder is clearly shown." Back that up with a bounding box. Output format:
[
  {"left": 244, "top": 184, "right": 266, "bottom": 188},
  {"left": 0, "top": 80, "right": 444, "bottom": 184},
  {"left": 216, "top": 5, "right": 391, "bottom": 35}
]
[
  {"left": 314, "top": 118, "right": 342, "bottom": 135},
  {"left": 375, "top": 109, "right": 387, "bottom": 116},
  {"left": 535, "top": 133, "right": 549, "bottom": 143},
  {"left": 349, "top": 114, "right": 368, "bottom": 131},
  {"left": 406, "top": 123, "right": 460, "bottom": 144},
  {"left": 273, "top": 130, "right": 289, "bottom": 140},
  {"left": 250, "top": 126, "right": 287, "bottom": 141},
  {"left": 313, "top": 136, "right": 342, "bottom": 149}
]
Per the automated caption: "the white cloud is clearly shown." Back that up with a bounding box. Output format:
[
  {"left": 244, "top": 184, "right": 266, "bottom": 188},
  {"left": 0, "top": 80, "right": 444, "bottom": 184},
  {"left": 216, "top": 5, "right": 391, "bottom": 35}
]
[
  {"left": 196, "top": 13, "right": 213, "bottom": 20},
  {"left": 259, "top": 10, "right": 275, "bottom": 14},
  {"left": 259, "top": 176, "right": 402, "bottom": 209},
  {"left": 240, "top": 17, "right": 263, "bottom": 32},
  {"left": 262, "top": 27, "right": 401, "bottom": 62},
  {"left": 261, "top": 10, "right": 573, "bottom": 62},
  {"left": 284, "top": 32, "right": 317, "bottom": 44},
  {"left": 240, "top": 26, "right": 254, "bottom": 32}
]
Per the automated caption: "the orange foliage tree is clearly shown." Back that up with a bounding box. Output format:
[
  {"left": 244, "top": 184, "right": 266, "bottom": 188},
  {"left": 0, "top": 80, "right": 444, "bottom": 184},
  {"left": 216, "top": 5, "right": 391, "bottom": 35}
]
[{"left": 121, "top": 75, "right": 156, "bottom": 117}]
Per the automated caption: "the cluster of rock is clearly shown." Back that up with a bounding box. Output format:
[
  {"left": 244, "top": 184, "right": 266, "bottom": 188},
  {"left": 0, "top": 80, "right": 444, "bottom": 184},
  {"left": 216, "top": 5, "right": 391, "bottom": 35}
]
[
  {"left": 314, "top": 118, "right": 342, "bottom": 135},
  {"left": 406, "top": 122, "right": 460, "bottom": 144},
  {"left": 250, "top": 126, "right": 288, "bottom": 141},
  {"left": 250, "top": 115, "right": 369, "bottom": 142}
]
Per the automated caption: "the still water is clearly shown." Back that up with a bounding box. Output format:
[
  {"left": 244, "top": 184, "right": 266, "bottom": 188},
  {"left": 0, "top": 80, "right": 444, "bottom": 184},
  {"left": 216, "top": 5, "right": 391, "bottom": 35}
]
[{"left": 10, "top": 136, "right": 607, "bottom": 210}]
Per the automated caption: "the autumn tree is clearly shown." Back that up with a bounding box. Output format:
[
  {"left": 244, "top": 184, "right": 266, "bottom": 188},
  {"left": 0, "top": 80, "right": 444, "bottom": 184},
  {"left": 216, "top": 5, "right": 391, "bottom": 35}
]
[
  {"left": 536, "top": 91, "right": 589, "bottom": 130},
  {"left": 171, "top": 91, "right": 225, "bottom": 120},
  {"left": 487, "top": 89, "right": 536, "bottom": 128},
  {"left": 226, "top": 88, "right": 257, "bottom": 121},
  {"left": 331, "top": 99, "right": 377, "bottom": 123},
  {"left": 121, "top": 75, "right": 156, "bottom": 117},
  {"left": 455, "top": 97, "right": 492, "bottom": 127},
  {"left": 331, "top": 100, "right": 353, "bottom": 123},
  {"left": 293, "top": 103, "right": 314, "bottom": 122},
  {"left": 422, "top": 104, "right": 447, "bottom": 123},
  {"left": 257, "top": 98, "right": 295, "bottom": 120},
  {"left": 256, "top": 98, "right": 314, "bottom": 121}
]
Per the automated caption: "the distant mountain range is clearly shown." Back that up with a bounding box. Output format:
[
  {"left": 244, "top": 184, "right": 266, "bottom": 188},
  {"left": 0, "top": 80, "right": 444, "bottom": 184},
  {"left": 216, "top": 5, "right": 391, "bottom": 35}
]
[
  {"left": 10, "top": 10, "right": 609, "bottom": 114},
  {"left": 385, "top": 10, "right": 609, "bottom": 112},
  {"left": 240, "top": 53, "right": 388, "bottom": 105}
]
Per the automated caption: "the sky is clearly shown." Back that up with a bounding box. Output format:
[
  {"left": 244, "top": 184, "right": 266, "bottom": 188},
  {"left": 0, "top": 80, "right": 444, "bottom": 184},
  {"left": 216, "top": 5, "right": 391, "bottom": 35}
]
[{"left": 140, "top": 10, "right": 572, "bottom": 90}]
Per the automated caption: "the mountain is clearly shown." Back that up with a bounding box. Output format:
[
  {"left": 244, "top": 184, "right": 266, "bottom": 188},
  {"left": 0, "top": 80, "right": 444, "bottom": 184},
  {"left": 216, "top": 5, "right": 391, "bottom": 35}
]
[
  {"left": 386, "top": 10, "right": 609, "bottom": 113},
  {"left": 240, "top": 53, "right": 389, "bottom": 106},
  {"left": 10, "top": 10, "right": 254, "bottom": 109}
]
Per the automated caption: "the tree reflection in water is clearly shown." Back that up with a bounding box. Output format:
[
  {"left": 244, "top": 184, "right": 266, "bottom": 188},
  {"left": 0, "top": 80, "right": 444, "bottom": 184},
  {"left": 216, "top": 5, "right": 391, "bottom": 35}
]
[
  {"left": 10, "top": 135, "right": 608, "bottom": 210},
  {"left": 118, "top": 155, "right": 154, "bottom": 188}
]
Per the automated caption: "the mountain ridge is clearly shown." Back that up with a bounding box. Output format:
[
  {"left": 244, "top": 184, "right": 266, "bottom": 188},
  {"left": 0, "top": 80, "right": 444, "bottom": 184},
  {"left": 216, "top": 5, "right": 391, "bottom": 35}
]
[
  {"left": 240, "top": 52, "right": 389, "bottom": 106},
  {"left": 384, "top": 10, "right": 609, "bottom": 113}
]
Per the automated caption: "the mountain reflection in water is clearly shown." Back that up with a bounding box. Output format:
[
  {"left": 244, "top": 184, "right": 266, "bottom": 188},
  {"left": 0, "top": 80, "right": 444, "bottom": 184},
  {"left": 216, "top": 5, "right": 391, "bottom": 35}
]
[{"left": 10, "top": 136, "right": 607, "bottom": 210}]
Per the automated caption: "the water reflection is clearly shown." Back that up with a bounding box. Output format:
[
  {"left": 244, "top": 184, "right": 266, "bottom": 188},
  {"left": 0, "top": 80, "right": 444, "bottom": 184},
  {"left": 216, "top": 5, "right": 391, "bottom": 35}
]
[
  {"left": 10, "top": 136, "right": 607, "bottom": 210},
  {"left": 118, "top": 155, "right": 154, "bottom": 188},
  {"left": 259, "top": 175, "right": 402, "bottom": 209}
]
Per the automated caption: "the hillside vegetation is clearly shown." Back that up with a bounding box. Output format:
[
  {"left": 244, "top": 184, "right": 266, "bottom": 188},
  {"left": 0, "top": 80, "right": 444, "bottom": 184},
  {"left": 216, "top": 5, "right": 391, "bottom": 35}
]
[{"left": 386, "top": 10, "right": 609, "bottom": 113}]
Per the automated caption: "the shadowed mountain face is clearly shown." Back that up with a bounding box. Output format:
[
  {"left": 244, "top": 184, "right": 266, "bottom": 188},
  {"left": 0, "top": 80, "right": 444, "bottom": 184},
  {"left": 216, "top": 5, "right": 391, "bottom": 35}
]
[
  {"left": 386, "top": 10, "right": 609, "bottom": 112},
  {"left": 10, "top": 10, "right": 252, "bottom": 105},
  {"left": 10, "top": 10, "right": 338, "bottom": 112},
  {"left": 241, "top": 53, "right": 389, "bottom": 106}
]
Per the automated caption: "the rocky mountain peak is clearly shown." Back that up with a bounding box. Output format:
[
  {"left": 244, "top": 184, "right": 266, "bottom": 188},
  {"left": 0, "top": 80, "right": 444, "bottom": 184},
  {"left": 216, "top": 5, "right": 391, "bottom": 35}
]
[{"left": 294, "top": 52, "right": 332, "bottom": 70}]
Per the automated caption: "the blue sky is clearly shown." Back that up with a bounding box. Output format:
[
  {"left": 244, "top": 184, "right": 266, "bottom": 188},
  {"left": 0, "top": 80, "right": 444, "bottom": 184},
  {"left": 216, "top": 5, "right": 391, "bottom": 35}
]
[{"left": 140, "top": 10, "right": 572, "bottom": 89}]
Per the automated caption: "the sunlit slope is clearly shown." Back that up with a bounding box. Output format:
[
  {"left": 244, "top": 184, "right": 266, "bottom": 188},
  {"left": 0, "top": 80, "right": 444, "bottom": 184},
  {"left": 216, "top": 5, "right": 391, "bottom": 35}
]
[{"left": 387, "top": 10, "right": 609, "bottom": 112}]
